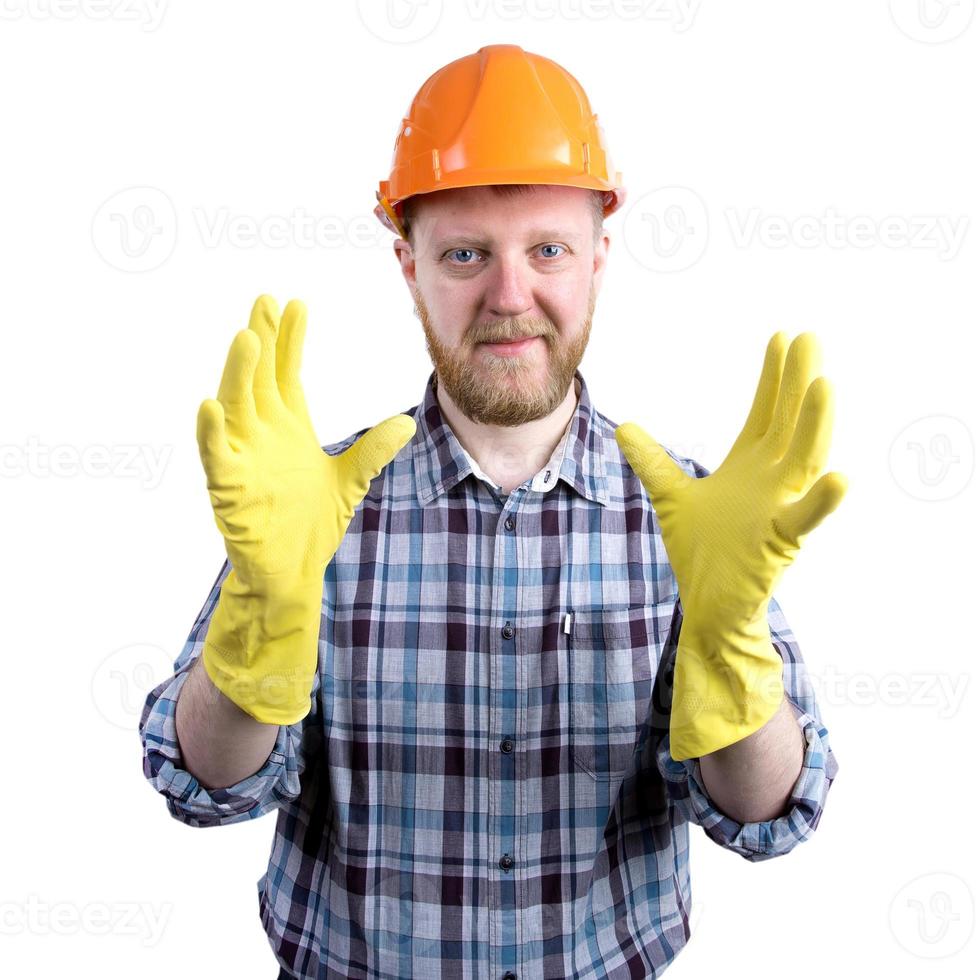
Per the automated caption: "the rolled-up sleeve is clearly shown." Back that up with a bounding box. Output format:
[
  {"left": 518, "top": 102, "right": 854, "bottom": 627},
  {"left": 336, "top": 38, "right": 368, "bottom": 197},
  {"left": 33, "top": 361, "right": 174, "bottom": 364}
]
[
  {"left": 138, "top": 558, "right": 319, "bottom": 829},
  {"left": 656, "top": 592, "right": 838, "bottom": 861}
]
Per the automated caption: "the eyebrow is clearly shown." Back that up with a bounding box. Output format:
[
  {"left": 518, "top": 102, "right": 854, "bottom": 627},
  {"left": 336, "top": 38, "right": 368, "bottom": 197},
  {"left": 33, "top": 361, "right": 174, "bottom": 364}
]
[{"left": 429, "top": 230, "right": 585, "bottom": 252}]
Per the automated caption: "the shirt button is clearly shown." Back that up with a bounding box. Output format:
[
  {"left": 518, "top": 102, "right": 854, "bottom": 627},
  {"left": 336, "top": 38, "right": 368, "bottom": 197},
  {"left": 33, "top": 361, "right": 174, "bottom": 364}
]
[
  {"left": 500, "top": 738, "right": 513, "bottom": 753},
  {"left": 501, "top": 623, "right": 514, "bottom": 639},
  {"left": 504, "top": 516, "right": 515, "bottom": 531},
  {"left": 499, "top": 853, "right": 513, "bottom": 871}
]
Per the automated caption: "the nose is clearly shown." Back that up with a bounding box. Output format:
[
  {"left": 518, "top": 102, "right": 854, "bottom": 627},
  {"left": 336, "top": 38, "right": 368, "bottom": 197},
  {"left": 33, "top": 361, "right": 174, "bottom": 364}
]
[{"left": 485, "top": 251, "right": 534, "bottom": 320}]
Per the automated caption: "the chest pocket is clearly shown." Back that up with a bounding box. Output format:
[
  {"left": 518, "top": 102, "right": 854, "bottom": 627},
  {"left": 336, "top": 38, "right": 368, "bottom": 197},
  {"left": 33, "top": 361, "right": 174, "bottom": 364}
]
[{"left": 567, "top": 602, "right": 674, "bottom": 780}]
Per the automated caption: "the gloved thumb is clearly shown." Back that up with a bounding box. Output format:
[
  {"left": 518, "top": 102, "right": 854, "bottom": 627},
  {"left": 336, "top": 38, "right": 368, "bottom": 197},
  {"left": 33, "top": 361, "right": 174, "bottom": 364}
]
[
  {"left": 615, "top": 422, "right": 692, "bottom": 503},
  {"left": 336, "top": 413, "right": 418, "bottom": 509},
  {"left": 774, "top": 470, "right": 848, "bottom": 547}
]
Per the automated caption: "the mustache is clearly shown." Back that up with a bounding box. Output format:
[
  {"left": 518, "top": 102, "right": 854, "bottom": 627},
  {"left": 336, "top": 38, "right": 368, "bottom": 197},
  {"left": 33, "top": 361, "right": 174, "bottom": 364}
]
[{"left": 473, "top": 322, "right": 554, "bottom": 344}]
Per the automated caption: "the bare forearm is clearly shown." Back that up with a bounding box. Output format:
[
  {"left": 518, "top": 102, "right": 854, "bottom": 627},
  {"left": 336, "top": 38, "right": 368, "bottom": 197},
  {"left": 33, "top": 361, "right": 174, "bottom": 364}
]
[
  {"left": 175, "top": 656, "right": 281, "bottom": 790},
  {"left": 696, "top": 694, "right": 805, "bottom": 823}
]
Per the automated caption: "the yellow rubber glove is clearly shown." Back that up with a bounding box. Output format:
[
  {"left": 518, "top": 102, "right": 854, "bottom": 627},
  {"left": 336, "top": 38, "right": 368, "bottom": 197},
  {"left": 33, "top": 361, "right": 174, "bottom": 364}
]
[
  {"left": 195, "top": 295, "right": 417, "bottom": 724},
  {"left": 615, "top": 332, "right": 847, "bottom": 760}
]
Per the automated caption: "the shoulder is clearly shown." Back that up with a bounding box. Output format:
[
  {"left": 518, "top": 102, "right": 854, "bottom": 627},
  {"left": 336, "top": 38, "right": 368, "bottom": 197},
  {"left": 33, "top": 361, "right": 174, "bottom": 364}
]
[{"left": 593, "top": 407, "right": 713, "bottom": 482}]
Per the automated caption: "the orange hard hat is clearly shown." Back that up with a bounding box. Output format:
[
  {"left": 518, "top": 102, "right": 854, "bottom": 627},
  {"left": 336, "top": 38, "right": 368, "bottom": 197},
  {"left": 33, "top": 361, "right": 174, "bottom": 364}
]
[{"left": 375, "top": 44, "right": 626, "bottom": 239}]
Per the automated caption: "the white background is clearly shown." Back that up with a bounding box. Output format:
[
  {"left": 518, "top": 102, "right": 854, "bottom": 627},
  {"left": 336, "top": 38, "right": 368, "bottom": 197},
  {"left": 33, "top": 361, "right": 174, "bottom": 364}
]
[{"left": 1, "top": 1, "right": 977, "bottom": 977}]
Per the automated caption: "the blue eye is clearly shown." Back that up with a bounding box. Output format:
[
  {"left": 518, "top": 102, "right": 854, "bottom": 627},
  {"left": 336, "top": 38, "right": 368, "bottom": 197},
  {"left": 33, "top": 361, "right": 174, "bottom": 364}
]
[{"left": 444, "top": 244, "right": 566, "bottom": 265}]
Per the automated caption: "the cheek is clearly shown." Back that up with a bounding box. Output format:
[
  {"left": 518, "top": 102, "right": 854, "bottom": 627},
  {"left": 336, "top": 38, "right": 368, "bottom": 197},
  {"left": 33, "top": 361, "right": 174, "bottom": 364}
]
[
  {"left": 548, "top": 295, "right": 589, "bottom": 336},
  {"left": 422, "top": 297, "right": 474, "bottom": 349},
  {"left": 430, "top": 288, "right": 481, "bottom": 339}
]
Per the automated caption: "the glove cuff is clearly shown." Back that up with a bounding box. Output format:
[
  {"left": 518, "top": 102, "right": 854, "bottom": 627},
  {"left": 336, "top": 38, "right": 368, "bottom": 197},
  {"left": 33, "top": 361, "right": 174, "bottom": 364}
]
[
  {"left": 668, "top": 616, "right": 785, "bottom": 760},
  {"left": 201, "top": 568, "right": 325, "bottom": 725}
]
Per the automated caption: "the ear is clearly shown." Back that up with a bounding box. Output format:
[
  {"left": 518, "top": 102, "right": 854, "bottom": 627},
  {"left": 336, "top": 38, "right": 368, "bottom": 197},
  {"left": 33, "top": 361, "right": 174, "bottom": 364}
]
[
  {"left": 592, "top": 231, "right": 611, "bottom": 292},
  {"left": 393, "top": 238, "right": 417, "bottom": 294}
]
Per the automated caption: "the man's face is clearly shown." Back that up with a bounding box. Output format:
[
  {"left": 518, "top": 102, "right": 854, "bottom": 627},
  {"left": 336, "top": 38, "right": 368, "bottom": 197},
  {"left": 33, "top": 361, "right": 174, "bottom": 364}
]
[{"left": 394, "top": 184, "right": 609, "bottom": 427}]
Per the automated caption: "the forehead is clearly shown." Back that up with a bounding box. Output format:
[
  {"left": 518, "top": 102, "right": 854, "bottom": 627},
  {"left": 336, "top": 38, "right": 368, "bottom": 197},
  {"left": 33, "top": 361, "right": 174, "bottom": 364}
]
[{"left": 411, "top": 184, "right": 593, "bottom": 242}]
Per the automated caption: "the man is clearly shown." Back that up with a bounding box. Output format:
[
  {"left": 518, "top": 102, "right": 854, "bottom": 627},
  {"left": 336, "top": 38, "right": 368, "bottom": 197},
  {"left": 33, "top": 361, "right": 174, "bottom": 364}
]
[{"left": 140, "top": 45, "right": 844, "bottom": 979}]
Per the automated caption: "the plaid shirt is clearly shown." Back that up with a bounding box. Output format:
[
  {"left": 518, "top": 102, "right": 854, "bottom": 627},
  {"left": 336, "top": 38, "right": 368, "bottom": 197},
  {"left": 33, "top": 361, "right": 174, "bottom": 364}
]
[{"left": 140, "top": 368, "right": 838, "bottom": 980}]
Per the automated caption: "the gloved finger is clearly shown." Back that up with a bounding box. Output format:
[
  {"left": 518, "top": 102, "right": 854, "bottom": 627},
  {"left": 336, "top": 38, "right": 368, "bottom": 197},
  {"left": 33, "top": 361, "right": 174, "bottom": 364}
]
[
  {"left": 777, "top": 376, "right": 834, "bottom": 494},
  {"left": 614, "top": 422, "right": 691, "bottom": 500},
  {"left": 765, "top": 332, "right": 821, "bottom": 461},
  {"left": 216, "top": 328, "right": 260, "bottom": 444},
  {"left": 247, "top": 294, "right": 284, "bottom": 418},
  {"left": 774, "top": 470, "right": 848, "bottom": 546},
  {"left": 335, "top": 413, "right": 418, "bottom": 511},
  {"left": 196, "top": 398, "right": 229, "bottom": 468},
  {"left": 276, "top": 298, "right": 308, "bottom": 412},
  {"left": 730, "top": 331, "right": 786, "bottom": 453}
]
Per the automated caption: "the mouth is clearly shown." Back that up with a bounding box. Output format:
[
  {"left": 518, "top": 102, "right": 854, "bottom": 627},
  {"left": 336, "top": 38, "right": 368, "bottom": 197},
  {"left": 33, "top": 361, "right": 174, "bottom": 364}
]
[{"left": 480, "top": 336, "right": 541, "bottom": 356}]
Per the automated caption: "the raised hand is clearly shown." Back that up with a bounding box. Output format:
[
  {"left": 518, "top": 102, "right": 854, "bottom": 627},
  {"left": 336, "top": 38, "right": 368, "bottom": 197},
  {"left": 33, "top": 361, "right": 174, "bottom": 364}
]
[
  {"left": 195, "top": 295, "right": 416, "bottom": 723},
  {"left": 615, "top": 332, "right": 847, "bottom": 759}
]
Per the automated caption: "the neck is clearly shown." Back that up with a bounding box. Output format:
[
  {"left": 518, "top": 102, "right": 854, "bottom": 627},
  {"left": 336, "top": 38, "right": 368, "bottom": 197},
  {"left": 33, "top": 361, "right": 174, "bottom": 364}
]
[{"left": 435, "top": 375, "right": 581, "bottom": 493}]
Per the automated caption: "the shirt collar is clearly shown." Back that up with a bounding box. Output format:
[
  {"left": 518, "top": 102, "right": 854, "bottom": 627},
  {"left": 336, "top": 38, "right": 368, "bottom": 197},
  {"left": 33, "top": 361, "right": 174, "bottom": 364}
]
[{"left": 411, "top": 368, "right": 609, "bottom": 507}]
